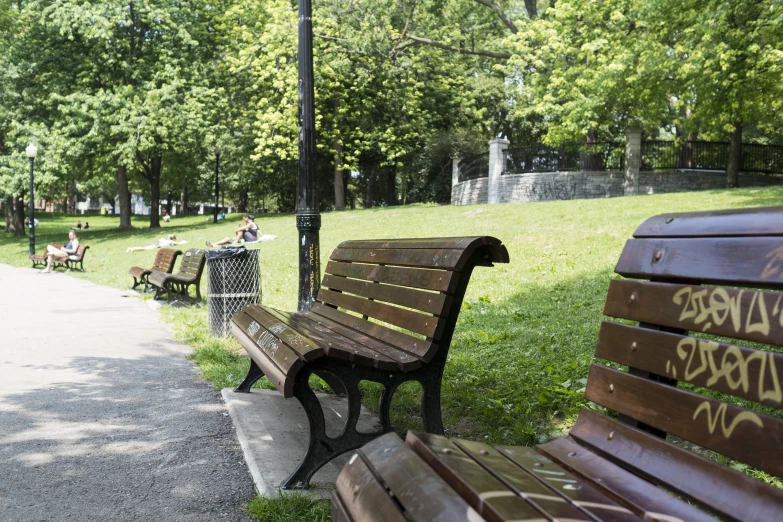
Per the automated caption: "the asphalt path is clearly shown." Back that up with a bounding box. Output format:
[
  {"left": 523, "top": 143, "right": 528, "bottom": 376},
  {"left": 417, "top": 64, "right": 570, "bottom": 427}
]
[{"left": 0, "top": 264, "right": 254, "bottom": 521}]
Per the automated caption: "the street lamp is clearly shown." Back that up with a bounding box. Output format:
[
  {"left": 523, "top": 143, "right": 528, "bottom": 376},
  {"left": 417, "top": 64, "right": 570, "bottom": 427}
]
[
  {"left": 296, "top": 0, "right": 321, "bottom": 312},
  {"left": 213, "top": 147, "right": 220, "bottom": 224},
  {"left": 26, "top": 143, "right": 37, "bottom": 256}
]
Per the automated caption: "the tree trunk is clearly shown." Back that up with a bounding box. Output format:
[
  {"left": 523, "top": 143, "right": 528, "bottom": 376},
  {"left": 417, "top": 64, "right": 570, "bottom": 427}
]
[
  {"left": 364, "top": 170, "right": 373, "bottom": 209},
  {"left": 115, "top": 164, "right": 132, "bottom": 230},
  {"left": 386, "top": 168, "right": 396, "bottom": 206},
  {"left": 14, "top": 195, "right": 25, "bottom": 236},
  {"left": 726, "top": 121, "right": 742, "bottom": 188},
  {"left": 237, "top": 189, "right": 249, "bottom": 213},
  {"left": 524, "top": 0, "right": 537, "bottom": 18},
  {"left": 149, "top": 157, "right": 162, "bottom": 228},
  {"left": 334, "top": 137, "right": 345, "bottom": 210},
  {"left": 4, "top": 196, "right": 14, "bottom": 233},
  {"left": 179, "top": 186, "right": 188, "bottom": 215}
]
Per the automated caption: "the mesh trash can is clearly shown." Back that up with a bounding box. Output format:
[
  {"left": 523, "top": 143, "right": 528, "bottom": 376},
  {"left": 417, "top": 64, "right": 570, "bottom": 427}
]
[{"left": 206, "top": 246, "right": 262, "bottom": 337}]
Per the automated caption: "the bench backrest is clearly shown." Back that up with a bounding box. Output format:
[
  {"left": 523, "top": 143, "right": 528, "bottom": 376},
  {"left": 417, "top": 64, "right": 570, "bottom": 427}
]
[
  {"left": 176, "top": 249, "right": 207, "bottom": 280},
  {"left": 72, "top": 245, "right": 88, "bottom": 260},
  {"left": 152, "top": 248, "right": 182, "bottom": 273},
  {"left": 576, "top": 206, "right": 783, "bottom": 522},
  {"left": 315, "top": 237, "right": 509, "bottom": 363}
]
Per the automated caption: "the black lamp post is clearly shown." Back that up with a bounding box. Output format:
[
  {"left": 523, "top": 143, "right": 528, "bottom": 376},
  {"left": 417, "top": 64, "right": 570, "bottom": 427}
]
[
  {"left": 296, "top": 0, "right": 321, "bottom": 312},
  {"left": 26, "top": 143, "right": 37, "bottom": 256},
  {"left": 213, "top": 147, "right": 220, "bottom": 224}
]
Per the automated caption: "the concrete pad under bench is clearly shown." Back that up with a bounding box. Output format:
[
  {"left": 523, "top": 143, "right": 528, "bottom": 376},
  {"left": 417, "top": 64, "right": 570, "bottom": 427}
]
[{"left": 221, "top": 388, "right": 381, "bottom": 497}]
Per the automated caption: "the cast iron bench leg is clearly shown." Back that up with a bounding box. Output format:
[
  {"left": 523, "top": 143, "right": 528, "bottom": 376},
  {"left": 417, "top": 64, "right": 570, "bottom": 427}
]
[{"left": 235, "top": 360, "right": 264, "bottom": 393}]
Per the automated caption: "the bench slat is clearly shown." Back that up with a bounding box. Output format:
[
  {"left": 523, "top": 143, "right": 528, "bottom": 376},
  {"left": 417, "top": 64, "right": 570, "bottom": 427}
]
[
  {"left": 585, "top": 364, "right": 783, "bottom": 478},
  {"left": 241, "top": 305, "right": 322, "bottom": 362},
  {"left": 318, "top": 289, "right": 440, "bottom": 339},
  {"left": 567, "top": 409, "right": 783, "bottom": 522},
  {"left": 337, "top": 237, "right": 494, "bottom": 250},
  {"left": 615, "top": 237, "right": 783, "bottom": 286},
  {"left": 331, "top": 247, "right": 468, "bottom": 270},
  {"left": 230, "top": 318, "right": 298, "bottom": 397},
  {"left": 325, "top": 260, "right": 457, "bottom": 292},
  {"left": 263, "top": 308, "right": 402, "bottom": 370},
  {"left": 233, "top": 309, "right": 308, "bottom": 378},
  {"left": 407, "top": 432, "right": 587, "bottom": 522},
  {"left": 358, "top": 433, "right": 484, "bottom": 522},
  {"left": 322, "top": 274, "right": 451, "bottom": 316},
  {"left": 596, "top": 322, "right": 783, "bottom": 408},
  {"left": 490, "top": 443, "right": 637, "bottom": 522},
  {"left": 309, "top": 303, "right": 436, "bottom": 361},
  {"left": 334, "top": 451, "right": 408, "bottom": 522},
  {"left": 537, "top": 436, "right": 721, "bottom": 522},
  {"left": 274, "top": 309, "right": 420, "bottom": 369},
  {"left": 633, "top": 206, "right": 783, "bottom": 238},
  {"left": 604, "top": 279, "right": 783, "bottom": 347}
]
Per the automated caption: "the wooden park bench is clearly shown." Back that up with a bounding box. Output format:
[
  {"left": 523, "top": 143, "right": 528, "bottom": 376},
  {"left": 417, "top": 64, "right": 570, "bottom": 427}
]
[
  {"left": 128, "top": 248, "right": 183, "bottom": 292},
  {"left": 148, "top": 248, "right": 206, "bottom": 305},
  {"left": 30, "top": 244, "right": 90, "bottom": 271},
  {"left": 231, "top": 236, "right": 509, "bottom": 488},
  {"left": 332, "top": 206, "right": 783, "bottom": 522}
]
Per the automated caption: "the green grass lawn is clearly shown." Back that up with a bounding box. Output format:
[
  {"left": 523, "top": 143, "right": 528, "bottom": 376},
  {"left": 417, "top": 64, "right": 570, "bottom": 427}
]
[{"left": 2, "top": 186, "right": 782, "bottom": 519}]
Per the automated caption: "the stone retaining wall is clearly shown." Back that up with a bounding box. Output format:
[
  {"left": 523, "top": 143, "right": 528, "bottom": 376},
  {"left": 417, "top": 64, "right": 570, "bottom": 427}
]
[{"left": 452, "top": 170, "right": 779, "bottom": 205}]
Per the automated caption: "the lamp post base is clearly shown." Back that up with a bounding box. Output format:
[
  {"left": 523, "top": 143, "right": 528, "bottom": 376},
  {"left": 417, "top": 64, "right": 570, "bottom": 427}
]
[{"left": 296, "top": 212, "right": 321, "bottom": 312}]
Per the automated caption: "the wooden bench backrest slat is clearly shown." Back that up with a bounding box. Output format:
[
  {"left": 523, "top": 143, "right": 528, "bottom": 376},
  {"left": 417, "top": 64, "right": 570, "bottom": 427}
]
[
  {"left": 604, "top": 279, "right": 783, "bottom": 346},
  {"left": 597, "top": 322, "right": 783, "bottom": 407},
  {"left": 325, "top": 261, "right": 458, "bottom": 292},
  {"left": 615, "top": 237, "right": 783, "bottom": 286},
  {"left": 318, "top": 288, "right": 439, "bottom": 339},
  {"left": 585, "top": 364, "right": 783, "bottom": 477},
  {"left": 568, "top": 409, "right": 783, "bottom": 522},
  {"left": 633, "top": 206, "right": 783, "bottom": 238},
  {"left": 337, "top": 237, "right": 496, "bottom": 250},
  {"left": 152, "top": 248, "right": 181, "bottom": 272},
  {"left": 330, "top": 247, "right": 467, "bottom": 271},
  {"left": 176, "top": 249, "right": 206, "bottom": 279},
  {"left": 308, "top": 304, "right": 435, "bottom": 360},
  {"left": 321, "top": 274, "right": 451, "bottom": 316}
]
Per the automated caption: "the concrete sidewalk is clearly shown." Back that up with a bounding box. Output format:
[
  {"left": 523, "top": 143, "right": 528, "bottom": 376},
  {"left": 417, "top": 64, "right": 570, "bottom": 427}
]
[{"left": 0, "top": 265, "right": 254, "bottom": 521}]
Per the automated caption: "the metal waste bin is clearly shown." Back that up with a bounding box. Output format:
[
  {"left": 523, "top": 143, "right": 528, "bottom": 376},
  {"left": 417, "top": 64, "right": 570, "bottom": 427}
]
[{"left": 206, "top": 246, "right": 262, "bottom": 337}]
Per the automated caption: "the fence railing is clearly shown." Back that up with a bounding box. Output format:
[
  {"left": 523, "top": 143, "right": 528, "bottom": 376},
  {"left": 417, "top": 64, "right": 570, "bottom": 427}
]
[
  {"left": 641, "top": 140, "right": 783, "bottom": 173},
  {"left": 503, "top": 142, "right": 625, "bottom": 174},
  {"left": 458, "top": 152, "right": 490, "bottom": 182}
]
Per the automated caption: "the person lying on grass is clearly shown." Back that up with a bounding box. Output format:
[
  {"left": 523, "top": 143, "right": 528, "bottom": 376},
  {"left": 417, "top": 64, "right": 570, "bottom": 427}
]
[
  {"left": 41, "top": 230, "right": 79, "bottom": 273},
  {"left": 206, "top": 214, "right": 277, "bottom": 247},
  {"left": 126, "top": 235, "right": 187, "bottom": 253}
]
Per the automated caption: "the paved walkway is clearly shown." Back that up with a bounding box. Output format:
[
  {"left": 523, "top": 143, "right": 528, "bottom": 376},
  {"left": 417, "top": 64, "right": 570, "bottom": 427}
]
[{"left": 0, "top": 265, "right": 254, "bottom": 521}]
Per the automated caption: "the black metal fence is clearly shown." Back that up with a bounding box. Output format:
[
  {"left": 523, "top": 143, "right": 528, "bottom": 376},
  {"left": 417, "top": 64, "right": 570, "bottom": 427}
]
[
  {"left": 503, "top": 142, "right": 625, "bottom": 174},
  {"left": 641, "top": 140, "right": 783, "bottom": 173},
  {"left": 458, "top": 152, "right": 490, "bottom": 182}
]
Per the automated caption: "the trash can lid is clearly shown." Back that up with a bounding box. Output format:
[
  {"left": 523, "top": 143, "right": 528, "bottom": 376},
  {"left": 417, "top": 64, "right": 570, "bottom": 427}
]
[{"left": 205, "top": 246, "right": 248, "bottom": 260}]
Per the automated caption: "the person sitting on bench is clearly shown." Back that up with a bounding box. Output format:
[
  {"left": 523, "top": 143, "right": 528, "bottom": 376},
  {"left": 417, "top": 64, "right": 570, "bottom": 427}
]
[
  {"left": 206, "top": 214, "right": 265, "bottom": 247},
  {"left": 126, "top": 234, "right": 187, "bottom": 253},
  {"left": 41, "top": 230, "right": 79, "bottom": 273}
]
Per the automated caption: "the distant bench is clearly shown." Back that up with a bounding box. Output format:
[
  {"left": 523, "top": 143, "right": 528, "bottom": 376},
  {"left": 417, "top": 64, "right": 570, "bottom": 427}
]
[
  {"left": 231, "top": 237, "right": 509, "bottom": 488},
  {"left": 333, "top": 206, "right": 783, "bottom": 522},
  {"left": 129, "top": 248, "right": 183, "bottom": 292},
  {"left": 29, "top": 244, "right": 90, "bottom": 271},
  {"left": 148, "top": 248, "right": 206, "bottom": 305}
]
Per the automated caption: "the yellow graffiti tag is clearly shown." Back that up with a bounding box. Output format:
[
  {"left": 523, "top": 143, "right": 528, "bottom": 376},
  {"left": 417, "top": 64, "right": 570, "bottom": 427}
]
[
  {"left": 672, "top": 286, "right": 775, "bottom": 336},
  {"left": 674, "top": 338, "right": 782, "bottom": 404},
  {"left": 761, "top": 245, "right": 783, "bottom": 280},
  {"left": 692, "top": 401, "right": 763, "bottom": 438}
]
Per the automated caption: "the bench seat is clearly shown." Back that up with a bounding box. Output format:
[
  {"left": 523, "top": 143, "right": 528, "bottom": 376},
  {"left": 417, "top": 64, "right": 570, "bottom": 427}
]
[
  {"left": 231, "top": 236, "right": 509, "bottom": 487},
  {"left": 333, "top": 207, "right": 783, "bottom": 522}
]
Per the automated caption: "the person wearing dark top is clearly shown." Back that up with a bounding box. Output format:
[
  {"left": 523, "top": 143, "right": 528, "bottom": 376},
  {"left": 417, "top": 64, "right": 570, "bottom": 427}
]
[
  {"left": 41, "top": 230, "right": 79, "bottom": 273},
  {"left": 84, "top": 222, "right": 90, "bottom": 230},
  {"left": 206, "top": 214, "right": 260, "bottom": 247},
  {"left": 76, "top": 221, "right": 82, "bottom": 229}
]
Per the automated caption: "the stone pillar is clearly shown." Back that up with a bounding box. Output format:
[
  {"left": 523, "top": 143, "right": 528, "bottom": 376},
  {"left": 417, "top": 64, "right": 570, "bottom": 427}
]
[
  {"left": 451, "top": 158, "right": 461, "bottom": 205},
  {"left": 488, "top": 138, "right": 510, "bottom": 204},
  {"left": 624, "top": 128, "right": 642, "bottom": 196}
]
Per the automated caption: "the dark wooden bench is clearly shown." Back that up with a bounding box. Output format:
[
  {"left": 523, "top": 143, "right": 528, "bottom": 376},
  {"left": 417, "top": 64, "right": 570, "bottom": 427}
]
[
  {"left": 148, "top": 248, "right": 207, "bottom": 304},
  {"left": 30, "top": 244, "right": 89, "bottom": 271},
  {"left": 333, "top": 206, "right": 783, "bottom": 522},
  {"left": 128, "top": 248, "right": 183, "bottom": 292},
  {"left": 29, "top": 244, "right": 60, "bottom": 269},
  {"left": 231, "top": 236, "right": 509, "bottom": 488}
]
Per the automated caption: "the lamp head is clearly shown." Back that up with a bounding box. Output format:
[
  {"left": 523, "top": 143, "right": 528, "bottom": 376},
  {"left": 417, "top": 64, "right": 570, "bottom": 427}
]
[
  {"left": 26, "top": 143, "right": 38, "bottom": 159},
  {"left": 215, "top": 146, "right": 221, "bottom": 156}
]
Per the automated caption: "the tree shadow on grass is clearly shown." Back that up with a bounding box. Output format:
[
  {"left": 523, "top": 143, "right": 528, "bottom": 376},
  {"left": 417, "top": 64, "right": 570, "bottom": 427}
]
[{"left": 0, "top": 352, "right": 255, "bottom": 522}]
